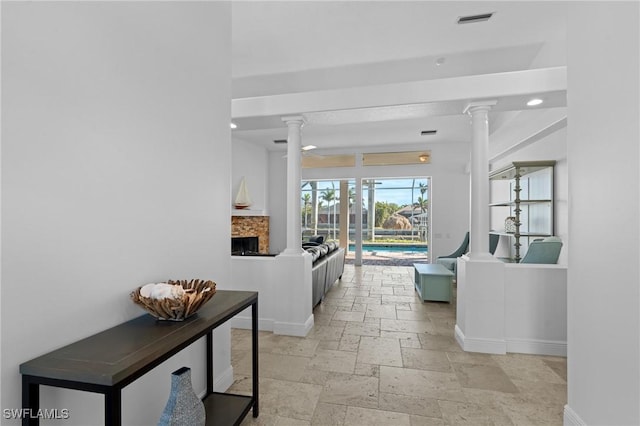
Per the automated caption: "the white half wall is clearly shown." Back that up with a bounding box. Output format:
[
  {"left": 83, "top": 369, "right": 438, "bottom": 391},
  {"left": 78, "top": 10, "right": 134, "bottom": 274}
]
[
  {"left": 229, "top": 253, "right": 314, "bottom": 337},
  {"left": 455, "top": 257, "right": 506, "bottom": 354},
  {"left": 504, "top": 264, "right": 567, "bottom": 357},
  {"left": 566, "top": 3, "right": 640, "bottom": 425},
  {"left": 1, "top": 3, "right": 232, "bottom": 425},
  {"left": 456, "top": 258, "right": 567, "bottom": 357}
]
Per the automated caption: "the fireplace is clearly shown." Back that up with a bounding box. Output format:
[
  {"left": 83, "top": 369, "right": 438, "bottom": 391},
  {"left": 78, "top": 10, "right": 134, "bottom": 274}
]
[
  {"left": 231, "top": 216, "right": 269, "bottom": 254},
  {"left": 232, "top": 236, "right": 259, "bottom": 255}
]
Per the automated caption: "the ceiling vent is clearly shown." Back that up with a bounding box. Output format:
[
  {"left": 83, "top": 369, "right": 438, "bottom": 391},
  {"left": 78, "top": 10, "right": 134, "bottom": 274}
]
[
  {"left": 420, "top": 130, "right": 438, "bottom": 136},
  {"left": 457, "top": 12, "right": 493, "bottom": 24},
  {"left": 273, "top": 139, "right": 287, "bottom": 144}
]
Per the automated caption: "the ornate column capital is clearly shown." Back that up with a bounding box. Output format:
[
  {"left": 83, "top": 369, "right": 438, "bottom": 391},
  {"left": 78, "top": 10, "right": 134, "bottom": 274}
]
[
  {"left": 281, "top": 115, "right": 306, "bottom": 126},
  {"left": 463, "top": 100, "right": 498, "bottom": 115}
]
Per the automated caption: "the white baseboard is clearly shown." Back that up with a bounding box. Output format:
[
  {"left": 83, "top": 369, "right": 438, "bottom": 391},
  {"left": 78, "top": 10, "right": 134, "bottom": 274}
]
[
  {"left": 507, "top": 337, "right": 567, "bottom": 357},
  {"left": 214, "top": 365, "right": 234, "bottom": 392},
  {"left": 454, "top": 325, "right": 507, "bottom": 354},
  {"left": 196, "top": 365, "right": 234, "bottom": 397},
  {"left": 564, "top": 405, "right": 586, "bottom": 426},
  {"left": 274, "top": 314, "right": 314, "bottom": 337},
  {"left": 454, "top": 324, "right": 466, "bottom": 349},
  {"left": 228, "top": 316, "right": 274, "bottom": 331}
]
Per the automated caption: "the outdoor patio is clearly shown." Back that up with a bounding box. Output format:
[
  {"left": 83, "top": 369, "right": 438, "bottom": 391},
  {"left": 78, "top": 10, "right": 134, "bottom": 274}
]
[{"left": 344, "top": 249, "right": 429, "bottom": 267}]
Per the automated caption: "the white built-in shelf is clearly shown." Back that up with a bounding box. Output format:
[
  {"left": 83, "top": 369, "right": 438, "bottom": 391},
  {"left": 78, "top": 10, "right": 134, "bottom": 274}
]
[
  {"left": 490, "top": 230, "right": 552, "bottom": 238},
  {"left": 489, "top": 199, "right": 552, "bottom": 207},
  {"left": 232, "top": 209, "right": 269, "bottom": 217},
  {"left": 489, "top": 160, "right": 555, "bottom": 262}
]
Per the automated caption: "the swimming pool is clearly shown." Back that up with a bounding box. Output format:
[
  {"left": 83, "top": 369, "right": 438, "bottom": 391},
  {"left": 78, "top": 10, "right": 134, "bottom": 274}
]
[{"left": 348, "top": 244, "right": 428, "bottom": 253}]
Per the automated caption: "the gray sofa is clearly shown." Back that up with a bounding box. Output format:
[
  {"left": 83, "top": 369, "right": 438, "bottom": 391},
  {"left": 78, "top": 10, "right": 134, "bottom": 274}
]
[{"left": 304, "top": 240, "right": 345, "bottom": 307}]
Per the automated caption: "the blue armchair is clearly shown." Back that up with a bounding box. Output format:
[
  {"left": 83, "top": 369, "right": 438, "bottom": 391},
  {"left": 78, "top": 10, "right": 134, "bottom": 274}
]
[
  {"left": 436, "top": 232, "right": 469, "bottom": 276},
  {"left": 520, "top": 237, "right": 563, "bottom": 264},
  {"left": 436, "top": 232, "right": 501, "bottom": 276}
]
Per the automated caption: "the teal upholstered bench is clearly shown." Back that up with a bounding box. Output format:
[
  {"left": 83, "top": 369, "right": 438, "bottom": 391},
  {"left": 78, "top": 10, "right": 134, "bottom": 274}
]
[{"left": 413, "top": 263, "right": 454, "bottom": 303}]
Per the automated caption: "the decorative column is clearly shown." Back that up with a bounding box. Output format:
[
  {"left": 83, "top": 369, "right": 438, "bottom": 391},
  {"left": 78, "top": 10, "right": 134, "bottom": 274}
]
[
  {"left": 281, "top": 116, "right": 305, "bottom": 255},
  {"left": 464, "top": 100, "right": 497, "bottom": 259}
]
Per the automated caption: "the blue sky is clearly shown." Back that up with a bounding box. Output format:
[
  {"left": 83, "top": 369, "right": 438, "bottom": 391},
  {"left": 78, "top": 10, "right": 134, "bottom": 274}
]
[{"left": 302, "top": 178, "right": 429, "bottom": 207}]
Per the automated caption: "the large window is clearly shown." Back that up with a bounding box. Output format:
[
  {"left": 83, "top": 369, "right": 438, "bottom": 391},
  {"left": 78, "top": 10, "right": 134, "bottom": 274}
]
[
  {"left": 301, "top": 180, "right": 348, "bottom": 241},
  {"left": 301, "top": 177, "right": 431, "bottom": 263}
]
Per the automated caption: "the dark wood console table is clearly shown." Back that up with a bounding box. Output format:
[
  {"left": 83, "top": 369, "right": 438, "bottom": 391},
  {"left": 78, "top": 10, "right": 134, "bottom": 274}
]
[{"left": 20, "top": 290, "right": 258, "bottom": 426}]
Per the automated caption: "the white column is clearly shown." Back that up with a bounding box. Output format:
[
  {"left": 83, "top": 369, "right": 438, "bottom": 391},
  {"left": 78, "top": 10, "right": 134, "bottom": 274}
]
[
  {"left": 464, "top": 100, "right": 497, "bottom": 259},
  {"left": 282, "top": 116, "right": 305, "bottom": 255}
]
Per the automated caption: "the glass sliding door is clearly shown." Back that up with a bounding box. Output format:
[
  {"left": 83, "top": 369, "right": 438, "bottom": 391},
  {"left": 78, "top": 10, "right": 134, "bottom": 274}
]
[
  {"left": 302, "top": 177, "right": 430, "bottom": 265},
  {"left": 356, "top": 177, "right": 431, "bottom": 265}
]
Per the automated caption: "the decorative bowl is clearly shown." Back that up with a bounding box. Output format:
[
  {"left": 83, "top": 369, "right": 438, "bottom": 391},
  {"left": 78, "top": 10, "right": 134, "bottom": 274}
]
[{"left": 131, "top": 279, "right": 217, "bottom": 321}]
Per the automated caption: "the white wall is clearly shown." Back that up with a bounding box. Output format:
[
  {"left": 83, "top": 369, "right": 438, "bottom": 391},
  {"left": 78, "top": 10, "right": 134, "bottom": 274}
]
[
  {"left": 267, "top": 143, "right": 470, "bottom": 259},
  {"left": 566, "top": 2, "right": 639, "bottom": 425},
  {"left": 232, "top": 137, "right": 269, "bottom": 212},
  {"left": 268, "top": 150, "right": 288, "bottom": 254},
  {"left": 1, "top": 3, "right": 232, "bottom": 425}
]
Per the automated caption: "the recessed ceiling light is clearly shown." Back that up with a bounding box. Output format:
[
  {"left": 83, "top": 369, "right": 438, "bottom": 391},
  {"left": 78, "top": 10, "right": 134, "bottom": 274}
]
[
  {"left": 421, "top": 130, "right": 438, "bottom": 136},
  {"left": 457, "top": 12, "right": 494, "bottom": 24},
  {"left": 527, "top": 98, "right": 544, "bottom": 106},
  {"left": 230, "top": 122, "right": 237, "bottom": 129},
  {"left": 302, "top": 145, "right": 317, "bottom": 151}
]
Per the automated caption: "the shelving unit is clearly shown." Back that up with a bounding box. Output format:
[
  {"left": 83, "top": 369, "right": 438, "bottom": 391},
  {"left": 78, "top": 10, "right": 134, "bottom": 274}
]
[{"left": 489, "top": 161, "right": 555, "bottom": 262}]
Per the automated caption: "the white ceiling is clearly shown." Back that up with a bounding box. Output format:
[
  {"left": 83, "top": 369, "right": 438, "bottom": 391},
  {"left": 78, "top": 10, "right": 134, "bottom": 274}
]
[{"left": 231, "top": 1, "right": 568, "bottom": 152}]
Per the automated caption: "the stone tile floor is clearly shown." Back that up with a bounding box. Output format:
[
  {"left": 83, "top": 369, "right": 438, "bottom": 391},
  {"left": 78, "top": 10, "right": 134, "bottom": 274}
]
[{"left": 230, "top": 264, "right": 567, "bottom": 425}]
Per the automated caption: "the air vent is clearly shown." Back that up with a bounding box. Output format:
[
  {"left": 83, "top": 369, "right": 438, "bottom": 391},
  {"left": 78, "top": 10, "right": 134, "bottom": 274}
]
[
  {"left": 457, "top": 12, "right": 493, "bottom": 24},
  {"left": 420, "top": 130, "right": 438, "bottom": 136},
  {"left": 273, "top": 139, "right": 287, "bottom": 144}
]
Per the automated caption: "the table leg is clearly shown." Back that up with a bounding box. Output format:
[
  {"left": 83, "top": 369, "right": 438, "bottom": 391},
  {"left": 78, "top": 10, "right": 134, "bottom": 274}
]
[
  {"left": 105, "top": 389, "right": 121, "bottom": 426},
  {"left": 22, "top": 376, "right": 39, "bottom": 426},
  {"left": 206, "top": 331, "right": 214, "bottom": 395},
  {"left": 252, "top": 300, "right": 259, "bottom": 417}
]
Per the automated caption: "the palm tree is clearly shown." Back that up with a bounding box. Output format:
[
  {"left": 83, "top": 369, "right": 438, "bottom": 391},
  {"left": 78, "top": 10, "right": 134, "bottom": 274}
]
[
  {"left": 320, "top": 187, "right": 336, "bottom": 240},
  {"left": 348, "top": 187, "right": 356, "bottom": 208},
  {"left": 414, "top": 196, "right": 428, "bottom": 213},
  {"left": 311, "top": 181, "right": 319, "bottom": 235},
  {"left": 302, "top": 193, "right": 311, "bottom": 231},
  {"left": 366, "top": 179, "right": 377, "bottom": 241},
  {"left": 331, "top": 183, "right": 338, "bottom": 240},
  {"left": 419, "top": 182, "right": 428, "bottom": 197},
  {"left": 411, "top": 178, "right": 416, "bottom": 240}
]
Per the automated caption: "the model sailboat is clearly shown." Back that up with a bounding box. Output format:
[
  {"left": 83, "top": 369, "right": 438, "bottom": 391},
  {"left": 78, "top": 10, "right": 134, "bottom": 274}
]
[{"left": 234, "top": 177, "right": 252, "bottom": 209}]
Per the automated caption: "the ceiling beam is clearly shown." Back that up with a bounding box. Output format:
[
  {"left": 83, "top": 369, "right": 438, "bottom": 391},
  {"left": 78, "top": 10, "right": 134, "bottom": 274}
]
[{"left": 232, "top": 67, "right": 567, "bottom": 119}]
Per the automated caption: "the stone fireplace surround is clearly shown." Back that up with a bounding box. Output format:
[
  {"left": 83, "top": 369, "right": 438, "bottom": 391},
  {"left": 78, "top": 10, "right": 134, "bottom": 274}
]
[{"left": 231, "top": 215, "right": 269, "bottom": 254}]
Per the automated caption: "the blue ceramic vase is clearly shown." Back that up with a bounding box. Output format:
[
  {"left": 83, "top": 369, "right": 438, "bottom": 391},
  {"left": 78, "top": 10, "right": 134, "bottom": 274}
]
[{"left": 158, "top": 367, "right": 206, "bottom": 426}]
